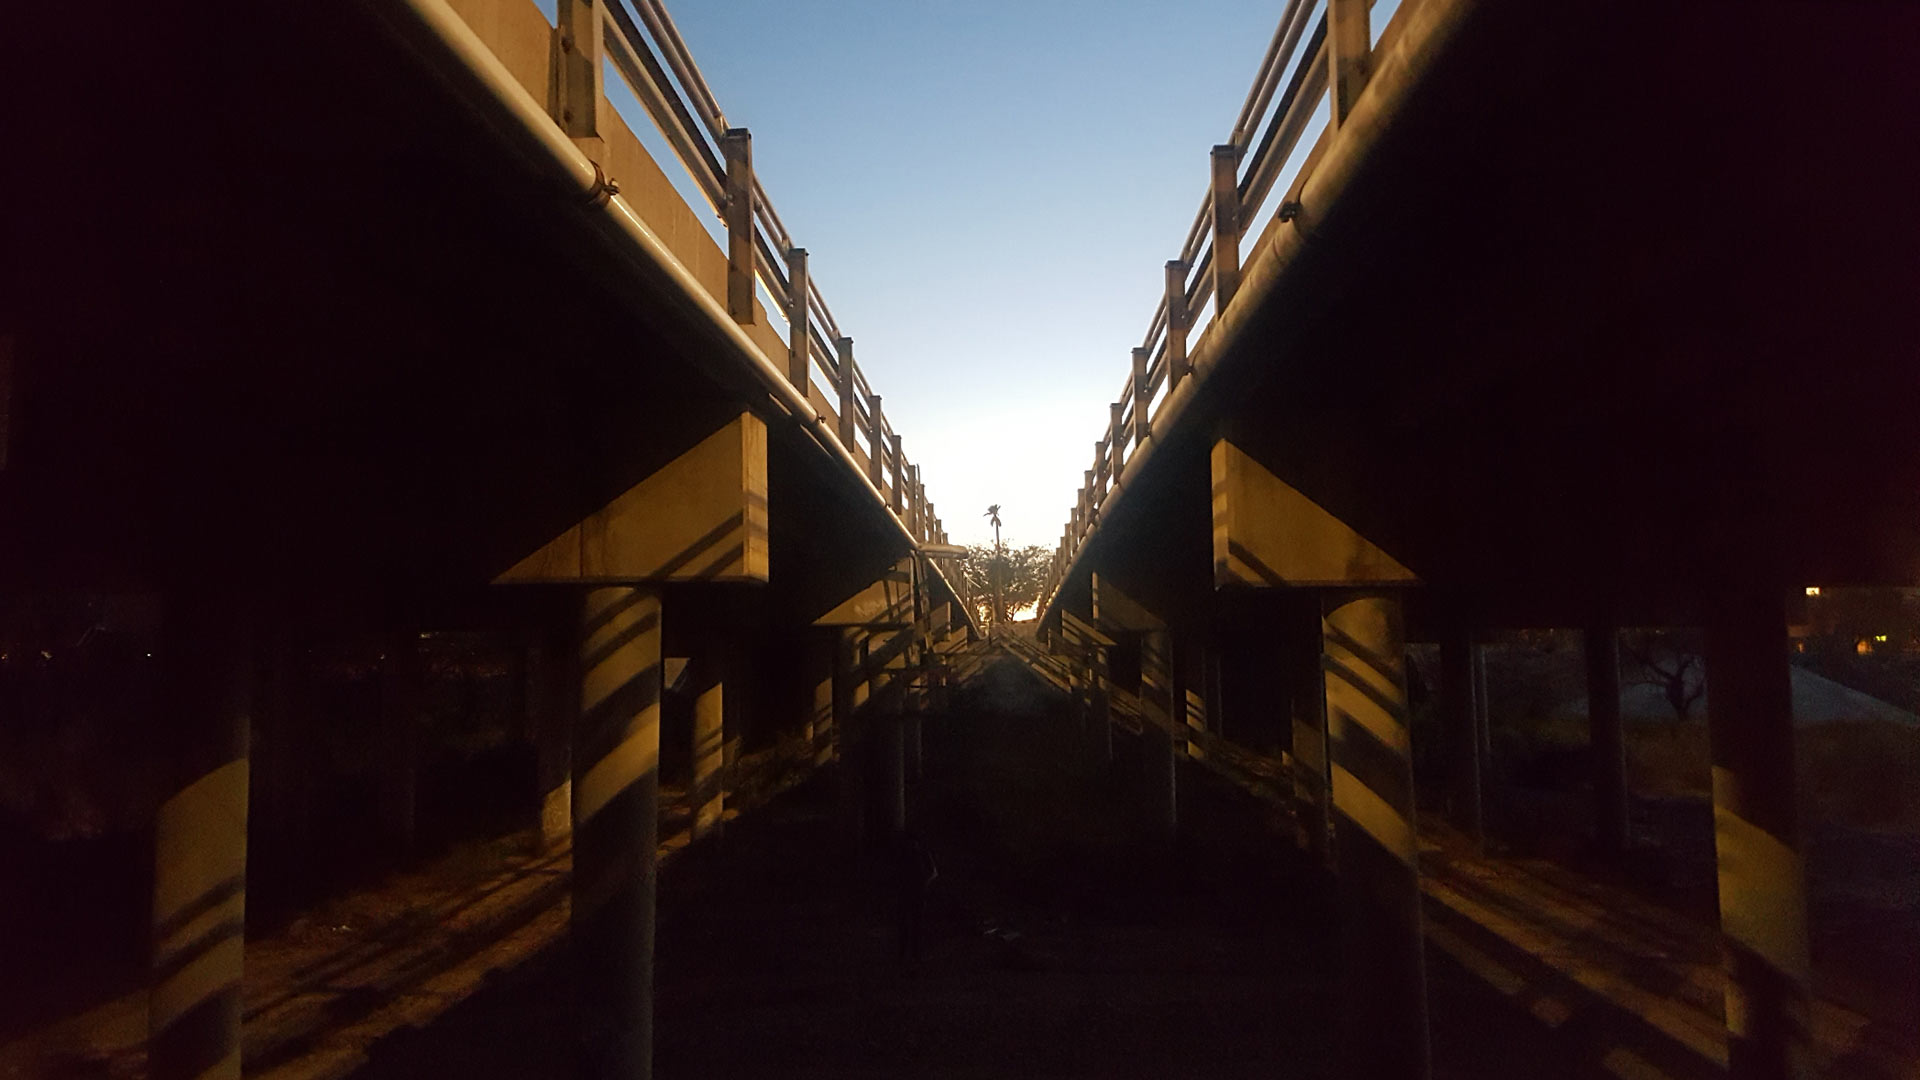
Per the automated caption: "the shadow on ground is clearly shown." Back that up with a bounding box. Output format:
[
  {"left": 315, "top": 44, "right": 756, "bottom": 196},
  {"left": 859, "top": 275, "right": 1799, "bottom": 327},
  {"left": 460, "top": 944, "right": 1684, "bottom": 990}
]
[{"left": 350, "top": 658, "right": 1601, "bottom": 1079}]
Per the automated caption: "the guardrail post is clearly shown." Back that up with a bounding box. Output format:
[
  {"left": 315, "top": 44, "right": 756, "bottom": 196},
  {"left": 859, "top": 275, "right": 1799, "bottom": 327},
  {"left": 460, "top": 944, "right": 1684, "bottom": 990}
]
[
  {"left": 1131, "top": 348, "right": 1152, "bottom": 448},
  {"left": 551, "top": 0, "right": 603, "bottom": 144},
  {"left": 867, "top": 394, "right": 886, "bottom": 489},
  {"left": 908, "top": 464, "right": 922, "bottom": 537},
  {"left": 1085, "top": 466, "right": 1099, "bottom": 521},
  {"left": 785, "top": 247, "right": 809, "bottom": 387},
  {"left": 890, "top": 434, "right": 906, "bottom": 515},
  {"left": 1330, "top": 0, "right": 1373, "bottom": 127},
  {"left": 1165, "top": 260, "right": 1191, "bottom": 387},
  {"left": 835, "top": 337, "right": 856, "bottom": 447},
  {"left": 1210, "top": 146, "right": 1243, "bottom": 311},
  {"left": 722, "top": 128, "right": 755, "bottom": 324},
  {"left": 1108, "top": 403, "right": 1127, "bottom": 486}
]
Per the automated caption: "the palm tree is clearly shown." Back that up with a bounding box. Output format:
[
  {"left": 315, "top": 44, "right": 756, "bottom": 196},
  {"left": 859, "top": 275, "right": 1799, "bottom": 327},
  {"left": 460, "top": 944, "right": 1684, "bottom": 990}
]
[{"left": 984, "top": 505, "right": 1003, "bottom": 634}]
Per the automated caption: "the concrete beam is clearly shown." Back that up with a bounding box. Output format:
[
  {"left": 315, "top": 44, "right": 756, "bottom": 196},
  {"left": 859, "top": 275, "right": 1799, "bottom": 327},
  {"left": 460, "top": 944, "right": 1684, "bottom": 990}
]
[
  {"left": 498, "top": 411, "right": 768, "bottom": 584},
  {"left": 1092, "top": 573, "right": 1164, "bottom": 633},
  {"left": 813, "top": 557, "right": 915, "bottom": 627},
  {"left": 1211, "top": 439, "right": 1416, "bottom": 588}
]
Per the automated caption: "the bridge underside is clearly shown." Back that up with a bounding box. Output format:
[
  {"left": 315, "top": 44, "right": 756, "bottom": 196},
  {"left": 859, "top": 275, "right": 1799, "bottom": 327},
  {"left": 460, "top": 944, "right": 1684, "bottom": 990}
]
[
  {"left": 1075, "top": 0, "right": 1920, "bottom": 632},
  {"left": 2, "top": 3, "right": 907, "bottom": 624}
]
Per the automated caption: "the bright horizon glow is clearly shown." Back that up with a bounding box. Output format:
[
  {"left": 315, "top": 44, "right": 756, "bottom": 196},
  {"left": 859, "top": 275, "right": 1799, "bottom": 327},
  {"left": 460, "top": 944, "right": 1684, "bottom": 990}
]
[{"left": 537, "top": 0, "right": 1346, "bottom": 548}]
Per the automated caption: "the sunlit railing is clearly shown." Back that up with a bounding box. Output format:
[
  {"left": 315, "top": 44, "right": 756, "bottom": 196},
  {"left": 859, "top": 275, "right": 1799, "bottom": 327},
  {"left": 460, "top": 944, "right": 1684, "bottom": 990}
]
[
  {"left": 1038, "top": 0, "right": 1401, "bottom": 611},
  {"left": 561, "top": 0, "right": 951, "bottom": 549}
]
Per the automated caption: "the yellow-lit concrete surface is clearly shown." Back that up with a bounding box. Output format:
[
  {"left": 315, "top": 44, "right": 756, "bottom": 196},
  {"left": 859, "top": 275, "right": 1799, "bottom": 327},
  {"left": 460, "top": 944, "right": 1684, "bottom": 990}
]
[
  {"left": 990, "top": 644, "right": 1920, "bottom": 1080},
  {"left": 0, "top": 724, "right": 844, "bottom": 1080},
  {"left": 498, "top": 413, "right": 769, "bottom": 585},
  {"left": 1209, "top": 440, "right": 1417, "bottom": 589}
]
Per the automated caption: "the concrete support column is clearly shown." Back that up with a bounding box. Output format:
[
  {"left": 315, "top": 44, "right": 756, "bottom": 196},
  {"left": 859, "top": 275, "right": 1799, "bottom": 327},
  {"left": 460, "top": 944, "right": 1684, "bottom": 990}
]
[
  {"left": 1142, "top": 630, "right": 1178, "bottom": 839},
  {"left": 1289, "top": 595, "right": 1333, "bottom": 863},
  {"left": 1093, "top": 682, "right": 1114, "bottom": 766},
  {"left": 527, "top": 612, "right": 575, "bottom": 853},
  {"left": 572, "top": 586, "right": 662, "bottom": 1080},
  {"left": 377, "top": 627, "right": 422, "bottom": 859},
  {"left": 1705, "top": 592, "right": 1809, "bottom": 1080},
  {"left": 1146, "top": 723, "right": 1179, "bottom": 839},
  {"left": 1069, "top": 653, "right": 1089, "bottom": 734},
  {"left": 687, "top": 652, "right": 727, "bottom": 842},
  {"left": 149, "top": 596, "right": 252, "bottom": 1080},
  {"left": 1586, "top": 623, "right": 1629, "bottom": 856},
  {"left": 1473, "top": 644, "right": 1491, "bottom": 784},
  {"left": 250, "top": 620, "right": 314, "bottom": 904},
  {"left": 859, "top": 628, "right": 910, "bottom": 838},
  {"left": 1173, "top": 639, "right": 1207, "bottom": 761},
  {"left": 1080, "top": 639, "right": 1114, "bottom": 767},
  {"left": 904, "top": 627, "right": 926, "bottom": 781},
  {"left": 1438, "top": 626, "right": 1485, "bottom": 846},
  {"left": 1322, "top": 591, "right": 1430, "bottom": 1080},
  {"left": 881, "top": 711, "right": 907, "bottom": 837},
  {"left": 833, "top": 629, "right": 865, "bottom": 859},
  {"left": 807, "top": 631, "right": 835, "bottom": 767}
]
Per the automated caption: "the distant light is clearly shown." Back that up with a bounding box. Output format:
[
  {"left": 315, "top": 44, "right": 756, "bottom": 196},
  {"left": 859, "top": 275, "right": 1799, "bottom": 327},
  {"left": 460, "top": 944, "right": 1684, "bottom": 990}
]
[
  {"left": 1875, "top": 634, "right": 1889, "bottom": 643},
  {"left": 39, "top": 649, "right": 51, "bottom": 660},
  {"left": 1805, "top": 586, "right": 1821, "bottom": 597},
  {"left": 145, "top": 652, "right": 153, "bottom": 658}
]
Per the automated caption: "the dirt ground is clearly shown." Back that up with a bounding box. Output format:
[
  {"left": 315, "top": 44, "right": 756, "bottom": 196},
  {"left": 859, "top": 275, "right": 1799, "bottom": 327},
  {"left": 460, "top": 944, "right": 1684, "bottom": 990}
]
[{"left": 347, "top": 660, "right": 1593, "bottom": 1079}]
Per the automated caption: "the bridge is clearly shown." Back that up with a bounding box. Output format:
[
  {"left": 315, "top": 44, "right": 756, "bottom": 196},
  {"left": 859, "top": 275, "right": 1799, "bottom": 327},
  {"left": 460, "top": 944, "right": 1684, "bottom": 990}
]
[
  {"left": 1031, "top": 0, "right": 1920, "bottom": 1077},
  {"left": 1, "top": 0, "right": 1916, "bottom": 1078}
]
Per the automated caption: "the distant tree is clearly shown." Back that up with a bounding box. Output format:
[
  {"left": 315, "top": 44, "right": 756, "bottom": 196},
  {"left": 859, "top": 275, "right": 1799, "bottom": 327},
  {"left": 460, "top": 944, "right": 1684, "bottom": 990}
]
[
  {"left": 1622, "top": 628, "right": 1707, "bottom": 725},
  {"left": 963, "top": 543, "right": 1049, "bottom": 626}
]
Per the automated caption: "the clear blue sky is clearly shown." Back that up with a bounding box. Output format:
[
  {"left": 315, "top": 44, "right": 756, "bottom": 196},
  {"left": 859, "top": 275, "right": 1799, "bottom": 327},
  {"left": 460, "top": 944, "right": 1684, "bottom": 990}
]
[{"left": 556, "top": 1, "right": 1329, "bottom": 547}]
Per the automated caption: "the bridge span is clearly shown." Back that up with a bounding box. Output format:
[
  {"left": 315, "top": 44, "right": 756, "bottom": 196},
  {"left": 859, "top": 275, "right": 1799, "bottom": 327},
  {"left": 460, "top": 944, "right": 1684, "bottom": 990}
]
[
  {"left": 1036, "top": 0, "right": 1920, "bottom": 1078},
  {"left": 5, "top": 0, "right": 978, "bottom": 1076}
]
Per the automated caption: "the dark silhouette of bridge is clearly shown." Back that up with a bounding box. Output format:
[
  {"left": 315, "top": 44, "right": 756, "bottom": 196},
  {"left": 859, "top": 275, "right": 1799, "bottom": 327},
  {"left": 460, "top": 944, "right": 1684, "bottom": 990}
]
[
  {"left": 1, "top": 0, "right": 1917, "bottom": 1078},
  {"left": 1031, "top": 1, "right": 1920, "bottom": 1078}
]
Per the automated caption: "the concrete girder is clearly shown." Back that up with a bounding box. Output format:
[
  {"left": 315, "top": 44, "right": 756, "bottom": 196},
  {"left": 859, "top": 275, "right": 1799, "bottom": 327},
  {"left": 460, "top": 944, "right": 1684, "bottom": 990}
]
[
  {"left": 497, "top": 412, "right": 769, "bottom": 585},
  {"left": 812, "top": 557, "right": 917, "bottom": 628},
  {"left": 1210, "top": 439, "right": 1417, "bottom": 590}
]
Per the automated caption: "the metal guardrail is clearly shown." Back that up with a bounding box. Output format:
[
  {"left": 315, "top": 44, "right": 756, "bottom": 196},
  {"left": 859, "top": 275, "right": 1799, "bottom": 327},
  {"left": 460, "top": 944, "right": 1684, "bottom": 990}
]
[
  {"left": 1037, "top": 0, "right": 1398, "bottom": 611},
  {"left": 568, "top": 0, "right": 951, "bottom": 550}
]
